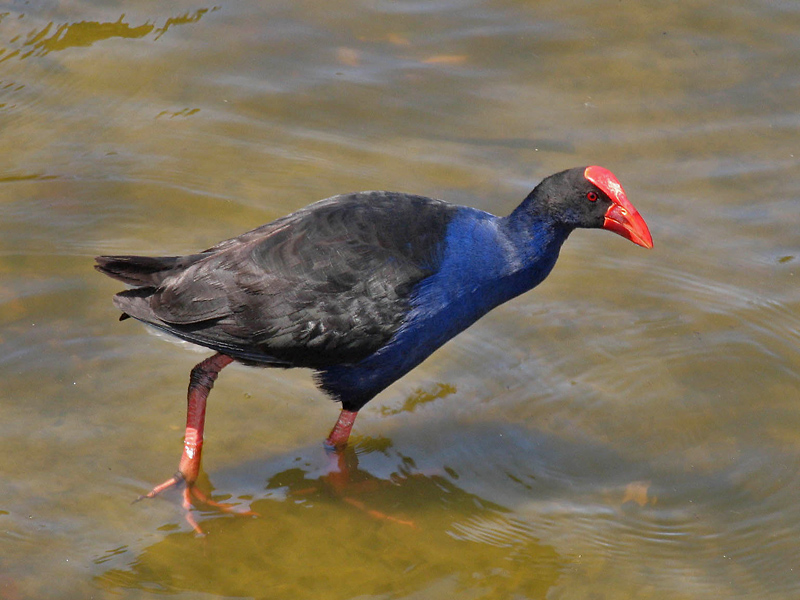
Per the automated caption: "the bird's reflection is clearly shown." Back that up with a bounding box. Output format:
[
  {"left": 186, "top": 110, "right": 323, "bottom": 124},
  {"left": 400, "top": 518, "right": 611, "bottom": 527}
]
[
  {"left": 181, "top": 438, "right": 466, "bottom": 532},
  {"left": 274, "top": 443, "right": 421, "bottom": 528},
  {"left": 97, "top": 438, "right": 562, "bottom": 599}
]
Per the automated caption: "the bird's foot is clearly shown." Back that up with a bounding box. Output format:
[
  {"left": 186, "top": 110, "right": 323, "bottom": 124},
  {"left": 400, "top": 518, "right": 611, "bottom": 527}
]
[
  {"left": 312, "top": 444, "right": 417, "bottom": 528},
  {"left": 341, "top": 496, "right": 417, "bottom": 528},
  {"left": 135, "top": 472, "right": 257, "bottom": 536}
]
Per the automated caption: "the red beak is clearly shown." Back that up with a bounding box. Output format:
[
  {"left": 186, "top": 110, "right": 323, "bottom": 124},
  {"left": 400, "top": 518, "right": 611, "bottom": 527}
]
[{"left": 585, "top": 166, "right": 654, "bottom": 249}]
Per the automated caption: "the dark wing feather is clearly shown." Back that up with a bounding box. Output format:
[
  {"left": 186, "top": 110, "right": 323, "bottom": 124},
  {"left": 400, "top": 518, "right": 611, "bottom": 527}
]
[{"left": 106, "top": 192, "right": 456, "bottom": 368}]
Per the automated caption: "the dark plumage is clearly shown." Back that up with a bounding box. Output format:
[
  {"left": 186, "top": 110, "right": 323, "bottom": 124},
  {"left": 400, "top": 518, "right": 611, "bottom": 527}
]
[
  {"left": 96, "top": 166, "right": 652, "bottom": 518},
  {"left": 98, "top": 192, "right": 456, "bottom": 370}
]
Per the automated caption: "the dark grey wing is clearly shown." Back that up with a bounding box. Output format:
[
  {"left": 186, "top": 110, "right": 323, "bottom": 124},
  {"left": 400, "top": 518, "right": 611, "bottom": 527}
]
[{"left": 113, "top": 192, "right": 457, "bottom": 367}]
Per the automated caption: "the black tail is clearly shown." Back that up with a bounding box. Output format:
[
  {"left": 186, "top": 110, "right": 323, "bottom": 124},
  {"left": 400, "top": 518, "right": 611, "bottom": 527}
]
[{"left": 95, "top": 254, "right": 199, "bottom": 286}]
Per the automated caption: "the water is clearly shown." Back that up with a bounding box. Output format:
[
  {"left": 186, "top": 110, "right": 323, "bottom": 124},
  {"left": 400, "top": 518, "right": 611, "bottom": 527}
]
[{"left": 1, "top": 1, "right": 799, "bottom": 598}]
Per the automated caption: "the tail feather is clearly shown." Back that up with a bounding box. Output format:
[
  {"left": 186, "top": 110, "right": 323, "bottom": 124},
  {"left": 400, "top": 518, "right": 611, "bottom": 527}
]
[
  {"left": 94, "top": 253, "right": 206, "bottom": 286},
  {"left": 94, "top": 255, "right": 179, "bottom": 286}
]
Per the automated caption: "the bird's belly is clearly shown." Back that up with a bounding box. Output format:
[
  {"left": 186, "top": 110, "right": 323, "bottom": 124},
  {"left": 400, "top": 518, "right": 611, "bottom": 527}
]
[{"left": 315, "top": 287, "right": 499, "bottom": 410}]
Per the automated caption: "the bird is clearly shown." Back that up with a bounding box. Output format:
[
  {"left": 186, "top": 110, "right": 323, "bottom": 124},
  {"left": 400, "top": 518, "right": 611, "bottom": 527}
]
[{"left": 96, "top": 165, "right": 652, "bottom": 509}]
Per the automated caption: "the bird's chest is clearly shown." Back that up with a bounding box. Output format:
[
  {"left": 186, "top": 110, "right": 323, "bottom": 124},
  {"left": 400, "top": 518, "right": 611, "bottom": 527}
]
[{"left": 387, "top": 220, "right": 560, "bottom": 361}]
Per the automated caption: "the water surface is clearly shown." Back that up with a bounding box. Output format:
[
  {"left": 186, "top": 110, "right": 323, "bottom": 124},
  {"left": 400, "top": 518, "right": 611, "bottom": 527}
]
[{"left": 1, "top": 1, "right": 799, "bottom": 598}]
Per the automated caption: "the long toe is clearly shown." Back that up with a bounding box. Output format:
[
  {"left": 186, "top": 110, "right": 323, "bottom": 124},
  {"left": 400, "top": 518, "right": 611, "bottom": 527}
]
[{"left": 135, "top": 472, "right": 185, "bottom": 503}]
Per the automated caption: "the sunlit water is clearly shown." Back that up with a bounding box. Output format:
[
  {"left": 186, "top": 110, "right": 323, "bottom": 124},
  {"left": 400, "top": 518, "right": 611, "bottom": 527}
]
[{"left": 1, "top": 1, "right": 799, "bottom": 599}]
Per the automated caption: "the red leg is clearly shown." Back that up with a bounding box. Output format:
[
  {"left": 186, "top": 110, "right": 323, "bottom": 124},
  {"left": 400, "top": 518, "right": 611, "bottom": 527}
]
[
  {"left": 325, "top": 409, "right": 358, "bottom": 450},
  {"left": 139, "top": 353, "right": 234, "bottom": 503}
]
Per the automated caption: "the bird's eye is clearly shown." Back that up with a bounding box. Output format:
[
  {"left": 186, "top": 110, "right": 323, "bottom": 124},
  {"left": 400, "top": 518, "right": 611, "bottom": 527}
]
[{"left": 586, "top": 191, "right": 598, "bottom": 202}]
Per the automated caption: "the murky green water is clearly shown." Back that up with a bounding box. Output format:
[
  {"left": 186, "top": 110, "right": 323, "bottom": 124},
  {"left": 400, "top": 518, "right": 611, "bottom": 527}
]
[{"left": 1, "top": 1, "right": 799, "bottom": 598}]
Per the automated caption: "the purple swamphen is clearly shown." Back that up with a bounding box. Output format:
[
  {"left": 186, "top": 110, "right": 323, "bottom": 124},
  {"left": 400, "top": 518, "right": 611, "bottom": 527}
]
[{"left": 96, "top": 165, "right": 653, "bottom": 512}]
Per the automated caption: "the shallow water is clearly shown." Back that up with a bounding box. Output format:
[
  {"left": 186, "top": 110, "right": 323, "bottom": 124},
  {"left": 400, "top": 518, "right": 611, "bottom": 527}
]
[{"left": 1, "top": 1, "right": 799, "bottom": 598}]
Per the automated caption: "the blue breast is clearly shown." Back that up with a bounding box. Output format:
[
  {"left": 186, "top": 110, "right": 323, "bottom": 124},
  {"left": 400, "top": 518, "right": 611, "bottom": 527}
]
[{"left": 318, "top": 206, "right": 570, "bottom": 408}]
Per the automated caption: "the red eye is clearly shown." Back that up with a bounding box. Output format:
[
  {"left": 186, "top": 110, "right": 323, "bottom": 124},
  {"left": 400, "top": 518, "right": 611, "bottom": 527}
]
[{"left": 586, "top": 191, "right": 598, "bottom": 202}]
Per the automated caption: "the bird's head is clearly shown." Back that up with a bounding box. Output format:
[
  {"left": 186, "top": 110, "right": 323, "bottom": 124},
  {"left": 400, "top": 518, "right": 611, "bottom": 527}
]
[{"left": 532, "top": 166, "right": 653, "bottom": 249}]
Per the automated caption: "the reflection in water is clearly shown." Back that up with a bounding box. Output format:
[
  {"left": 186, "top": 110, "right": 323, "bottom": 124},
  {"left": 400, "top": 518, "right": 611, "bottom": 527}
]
[
  {"left": 95, "top": 442, "right": 562, "bottom": 599},
  {"left": 154, "top": 8, "right": 218, "bottom": 41},
  {"left": 0, "top": 8, "right": 216, "bottom": 62},
  {"left": 379, "top": 381, "right": 457, "bottom": 416}
]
